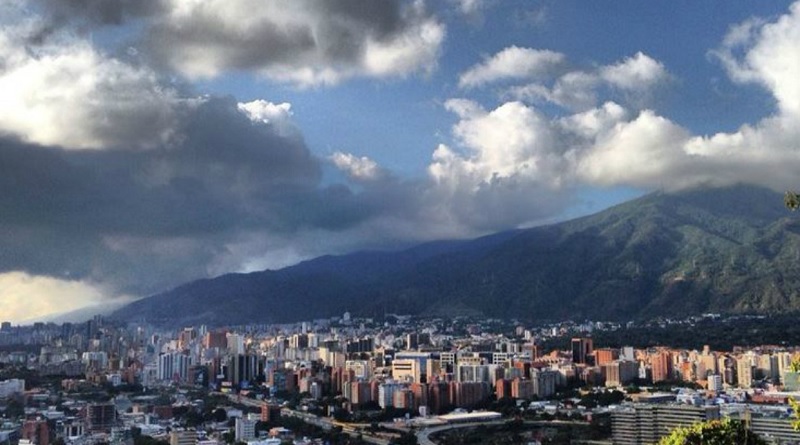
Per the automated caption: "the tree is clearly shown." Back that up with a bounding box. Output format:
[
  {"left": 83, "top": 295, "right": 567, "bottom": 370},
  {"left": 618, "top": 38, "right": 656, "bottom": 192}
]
[
  {"left": 786, "top": 191, "right": 800, "bottom": 210},
  {"left": 659, "top": 419, "right": 768, "bottom": 445}
]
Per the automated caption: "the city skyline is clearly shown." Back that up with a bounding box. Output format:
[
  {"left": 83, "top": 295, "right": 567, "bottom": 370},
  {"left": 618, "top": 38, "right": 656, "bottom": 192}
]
[{"left": 2, "top": 1, "right": 800, "bottom": 322}]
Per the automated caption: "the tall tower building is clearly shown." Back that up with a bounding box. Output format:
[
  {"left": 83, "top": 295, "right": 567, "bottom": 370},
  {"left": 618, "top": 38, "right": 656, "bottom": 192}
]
[
  {"left": 571, "top": 337, "right": 594, "bottom": 365},
  {"left": 651, "top": 351, "right": 673, "bottom": 383}
]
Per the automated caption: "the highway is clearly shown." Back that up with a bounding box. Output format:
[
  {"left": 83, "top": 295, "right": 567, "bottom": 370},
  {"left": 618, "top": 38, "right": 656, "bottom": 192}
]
[
  {"left": 415, "top": 420, "right": 506, "bottom": 445},
  {"left": 225, "top": 394, "right": 591, "bottom": 445},
  {"left": 222, "top": 393, "right": 388, "bottom": 444},
  {"left": 414, "top": 419, "right": 590, "bottom": 445}
]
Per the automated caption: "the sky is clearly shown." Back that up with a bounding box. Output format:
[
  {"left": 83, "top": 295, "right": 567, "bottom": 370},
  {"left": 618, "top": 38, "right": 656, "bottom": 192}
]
[{"left": 2, "top": 0, "right": 800, "bottom": 323}]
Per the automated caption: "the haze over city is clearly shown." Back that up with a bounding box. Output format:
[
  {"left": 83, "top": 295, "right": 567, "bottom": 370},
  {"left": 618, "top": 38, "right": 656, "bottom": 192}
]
[{"left": 2, "top": 0, "right": 800, "bottom": 323}]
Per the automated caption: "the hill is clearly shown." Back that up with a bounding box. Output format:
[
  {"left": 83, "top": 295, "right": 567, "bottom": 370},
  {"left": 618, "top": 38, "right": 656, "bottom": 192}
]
[{"left": 111, "top": 184, "right": 800, "bottom": 326}]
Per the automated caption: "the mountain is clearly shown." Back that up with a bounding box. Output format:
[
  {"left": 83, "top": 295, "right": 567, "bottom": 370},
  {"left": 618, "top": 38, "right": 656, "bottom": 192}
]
[{"left": 111, "top": 184, "right": 800, "bottom": 326}]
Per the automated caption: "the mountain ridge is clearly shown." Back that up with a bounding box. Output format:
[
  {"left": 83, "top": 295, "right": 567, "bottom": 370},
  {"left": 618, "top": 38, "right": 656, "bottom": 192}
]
[{"left": 111, "top": 184, "right": 800, "bottom": 326}]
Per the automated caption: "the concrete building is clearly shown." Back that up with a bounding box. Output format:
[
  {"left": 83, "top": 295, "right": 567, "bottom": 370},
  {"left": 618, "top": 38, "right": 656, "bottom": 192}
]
[
  {"left": 0, "top": 379, "right": 24, "bottom": 399},
  {"left": 612, "top": 404, "right": 720, "bottom": 445},
  {"left": 737, "top": 357, "right": 754, "bottom": 388},
  {"left": 85, "top": 403, "right": 117, "bottom": 432},
  {"left": 392, "top": 359, "right": 421, "bottom": 383},
  {"left": 604, "top": 360, "right": 638, "bottom": 387},
  {"left": 235, "top": 418, "right": 257, "bottom": 442},
  {"left": 170, "top": 430, "right": 197, "bottom": 445},
  {"left": 571, "top": 338, "right": 593, "bottom": 365}
]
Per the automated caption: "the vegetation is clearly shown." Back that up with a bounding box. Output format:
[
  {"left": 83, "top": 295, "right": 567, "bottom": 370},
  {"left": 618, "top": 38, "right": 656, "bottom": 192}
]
[
  {"left": 543, "top": 314, "right": 800, "bottom": 351},
  {"left": 432, "top": 420, "right": 603, "bottom": 445},
  {"left": 785, "top": 191, "right": 799, "bottom": 211},
  {"left": 131, "top": 427, "right": 170, "bottom": 445},
  {"left": 113, "top": 184, "right": 800, "bottom": 326},
  {"left": 658, "top": 419, "right": 768, "bottom": 445}
]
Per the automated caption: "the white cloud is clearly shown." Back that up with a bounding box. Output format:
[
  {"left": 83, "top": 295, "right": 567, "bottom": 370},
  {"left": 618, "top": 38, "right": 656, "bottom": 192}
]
[
  {"left": 577, "top": 110, "right": 691, "bottom": 187},
  {"left": 713, "top": 2, "right": 800, "bottom": 116},
  {"left": 329, "top": 151, "right": 387, "bottom": 182},
  {"left": 510, "top": 71, "right": 600, "bottom": 110},
  {"left": 599, "top": 51, "right": 670, "bottom": 92},
  {"left": 508, "top": 52, "right": 669, "bottom": 111},
  {"left": 148, "top": 0, "right": 445, "bottom": 87},
  {"left": 237, "top": 100, "right": 292, "bottom": 124},
  {"left": 237, "top": 99, "right": 297, "bottom": 136},
  {"left": 459, "top": 46, "right": 565, "bottom": 88},
  {"left": 0, "top": 24, "right": 178, "bottom": 150},
  {"left": 0, "top": 271, "right": 110, "bottom": 322},
  {"left": 454, "top": 0, "right": 485, "bottom": 16}
]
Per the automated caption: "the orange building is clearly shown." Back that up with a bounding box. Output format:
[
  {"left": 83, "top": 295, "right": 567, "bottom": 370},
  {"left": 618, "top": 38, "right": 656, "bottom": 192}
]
[{"left": 595, "top": 348, "right": 619, "bottom": 366}]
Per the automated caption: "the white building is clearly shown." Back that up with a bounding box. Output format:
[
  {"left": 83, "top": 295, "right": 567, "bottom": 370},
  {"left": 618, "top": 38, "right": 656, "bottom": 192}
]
[
  {"left": 235, "top": 418, "right": 257, "bottom": 442},
  {"left": 0, "top": 379, "right": 24, "bottom": 399}
]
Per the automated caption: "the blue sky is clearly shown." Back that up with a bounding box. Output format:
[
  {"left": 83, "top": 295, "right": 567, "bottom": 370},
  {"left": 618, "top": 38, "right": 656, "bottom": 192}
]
[
  {"left": 193, "top": 1, "right": 792, "bottom": 175},
  {"left": 1, "top": 0, "right": 799, "bottom": 322}
]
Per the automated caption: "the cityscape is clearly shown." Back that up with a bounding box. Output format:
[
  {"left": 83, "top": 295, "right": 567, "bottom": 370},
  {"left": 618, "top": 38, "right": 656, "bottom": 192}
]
[
  {"left": 4, "top": 313, "right": 800, "bottom": 444},
  {"left": 4, "top": 1, "right": 800, "bottom": 445}
]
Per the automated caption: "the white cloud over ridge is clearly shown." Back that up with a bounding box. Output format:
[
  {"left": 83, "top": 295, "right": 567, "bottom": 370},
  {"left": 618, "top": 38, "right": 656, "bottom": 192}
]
[
  {"left": 435, "top": 3, "right": 800, "bottom": 203},
  {"left": 4, "top": 0, "right": 800, "bottom": 323}
]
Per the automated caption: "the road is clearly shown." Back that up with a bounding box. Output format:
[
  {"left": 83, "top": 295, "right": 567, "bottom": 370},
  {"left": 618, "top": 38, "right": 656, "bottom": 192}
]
[
  {"left": 225, "top": 394, "right": 591, "bottom": 445},
  {"left": 415, "top": 419, "right": 590, "bottom": 445},
  {"left": 222, "top": 393, "right": 388, "bottom": 444},
  {"left": 415, "top": 420, "right": 506, "bottom": 445}
]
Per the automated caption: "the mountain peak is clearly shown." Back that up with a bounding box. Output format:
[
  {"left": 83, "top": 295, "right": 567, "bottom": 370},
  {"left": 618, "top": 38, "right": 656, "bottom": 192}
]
[{"left": 112, "top": 184, "right": 797, "bottom": 326}]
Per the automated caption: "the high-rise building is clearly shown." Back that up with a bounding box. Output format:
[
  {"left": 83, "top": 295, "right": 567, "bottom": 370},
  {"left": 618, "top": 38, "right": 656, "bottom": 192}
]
[
  {"left": 595, "top": 348, "right": 619, "bottom": 366},
  {"left": 344, "top": 360, "right": 372, "bottom": 380},
  {"left": 532, "top": 369, "right": 557, "bottom": 398},
  {"left": 510, "top": 378, "right": 534, "bottom": 400},
  {"left": 203, "top": 330, "right": 228, "bottom": 349},
  {"left": 234, "top": 418, "right": 256, "bottom": 442},
  {"left": 650, "top": 351, "right": 673, "bottom": 383},
  {"left": 349, "top": 381, "right": 374, "bottom": 408},
  {"left": 226, "top": 333, "right": 245, "bottom": 355},
  {"left": 410, "top": 382, "right": 428, "bottom": 409},
  {"left": 85, "top": 403, "right": 117, "bottom": 432},
  {"left": 157, "top": 352, "right": 191, "bottom": 382},
  {"left": 604, "top": 360, "right": 638, "bottom": 387},
  {"left": 229, "top": 354, "right": 262, "bottom": 386},
  {"left": 378, "top": 382, "right": 402, "bottom": 409},
  {"left": 495, "top": 378, "right": 511, "bottom": 399},
  {"left": 22, "top": 419, "right": 48, "bottom": 445},
  {"left": 524, "top": 343, "right": 541, "bottom": 360},
  {"left": 170, "top": 430, "right": 197, "bottom": 445},
  {"left": 737, "top": 357, "right": 754, "bottom": 388},
  {"left": 392, "top": 359, "right": 421, "bottom": 383},
  {"left": 612, "top": 404, "right": 720, "bottom": 445},
  {"left": 707, "top": 374, "right": 723, "bottom": 392},
  {"left": 456, "top": 364, "right": 491, "bottom": 383},
  {"left": 571, "top": 338, "right": 594, "bottom": 365}
]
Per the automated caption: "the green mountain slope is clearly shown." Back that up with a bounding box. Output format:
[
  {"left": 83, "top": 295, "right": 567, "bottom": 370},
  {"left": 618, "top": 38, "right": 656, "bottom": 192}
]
[{"left": 112, "top": 184, "right": 800, "bottom": 325}]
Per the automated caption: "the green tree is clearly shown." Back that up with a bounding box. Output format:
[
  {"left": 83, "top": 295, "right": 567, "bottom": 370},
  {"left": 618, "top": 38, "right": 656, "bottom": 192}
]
[
  {"left": 3, "top": 397, "right": 25, "bottom": 419},
  {"left": 786, "top": 191, "right": 800, "bottom": 210},
  {"left": 659, "top": 419, "right": 767, "bottom": 445}
]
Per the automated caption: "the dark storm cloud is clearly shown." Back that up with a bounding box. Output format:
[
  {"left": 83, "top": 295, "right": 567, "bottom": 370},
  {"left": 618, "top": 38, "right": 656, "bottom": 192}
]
[
  {"left": 144, "top": 0, "right": 400, "bottom": 69},
  {"left": 138, "top": 0, "right": 442, "bottom": 84},
  {"left": 32, "top": 0, "right": 165, "bottom": 26},
  {"left": 0, "top": 96, "right": 391, "bottom": 296},
  {"left": 25, "top": 0, "right": 444, "bottom": 86}
]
